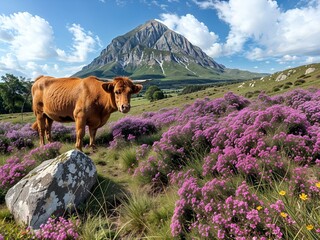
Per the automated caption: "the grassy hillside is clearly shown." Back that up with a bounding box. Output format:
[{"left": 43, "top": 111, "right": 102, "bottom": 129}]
[
  {"left": 2, "top": 63, "right": 320, "bottom": 125},
  {"left": 1, "top": 63, "right": 320, "bottom": 239}
]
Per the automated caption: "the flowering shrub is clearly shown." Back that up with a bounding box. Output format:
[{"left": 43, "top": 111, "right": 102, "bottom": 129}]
[
  {"left": 298, "top": 100, "right": 320, "bottom": 124},
  {"left": 24, "top": 142, "right": 62, "bottom": 164},
  {"left": 0, "top": 122, "right": 36, "bottom": 152},
  {"left": 171, "top": 180, "right": 287, "bottom": 239},
  {"left": 0, "top": 142, "right": 62, "bottom": 192},
  {"left": 50, "top": 123, "right": 76, "bottom": 142},
  {"left": 108, "top": 116, "right": 157, "bottom": 148},
  {"left": 141, "top": 108, "right": 179, "bottom": 128},
  {"left": 134, "top": 116, "right": 216, "bottom": 189},
  {"left": 0, "top": 156, "right": 35, "bottom": 191},
  {"left": 130, "top": 89, "right": 320, "bottom": 238},
  {"left": 5, "top": 123, "right": 36, "bottom": 149},
  {"left": 34, "top": 217, "right": 80, "bottom": 240},
  {"left": 283, "top": 89, "right": 312, "bottom": 108},
  {"left": 134, "top": 89, "right": 320, "bottom": 191},
  {"left": 178, "top": 92, "right": 249, "bottom": 122}
]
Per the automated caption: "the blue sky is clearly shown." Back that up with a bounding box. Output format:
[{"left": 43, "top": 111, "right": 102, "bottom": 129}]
[{"left": 0, "top": 0, "right": 319, "bottom": 79}]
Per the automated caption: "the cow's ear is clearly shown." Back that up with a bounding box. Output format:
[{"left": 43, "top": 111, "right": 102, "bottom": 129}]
[
  {"left": 102, "top": 82, "right": 114, "bottom": 93},
  {"left": 132, "top": 84, "right": 143, "bottom": 94}
]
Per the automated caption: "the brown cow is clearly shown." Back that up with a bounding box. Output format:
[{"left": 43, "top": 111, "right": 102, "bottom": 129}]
[{"left": 31, "top": 76, "right": 143, "bottom": 151}]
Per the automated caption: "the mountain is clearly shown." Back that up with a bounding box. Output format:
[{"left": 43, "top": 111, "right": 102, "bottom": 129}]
[{"left": 73, "top": 20, "right": 265, "bottom": 81}]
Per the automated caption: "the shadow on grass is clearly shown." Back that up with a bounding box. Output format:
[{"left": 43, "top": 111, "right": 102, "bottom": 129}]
[{"left": 79, "top": 174, "right": 128, "bottom": 218}]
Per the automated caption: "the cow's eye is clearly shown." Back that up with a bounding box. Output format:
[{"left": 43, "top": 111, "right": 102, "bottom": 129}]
[{"left": 115, "top": 90, "right": 121, "bottom": 95}]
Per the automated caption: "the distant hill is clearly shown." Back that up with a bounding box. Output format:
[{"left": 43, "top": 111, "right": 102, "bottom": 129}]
[
  {"left": 73, "top": 20, "right": 266, "bottom": 82},
  {"left": 233, "top": 63, "right": 320, "bottom": 98}
]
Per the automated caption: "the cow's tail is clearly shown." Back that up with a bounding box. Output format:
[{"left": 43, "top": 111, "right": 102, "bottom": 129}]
[{"left": 31, "top": 122, "right": 38, "bottom": 131}]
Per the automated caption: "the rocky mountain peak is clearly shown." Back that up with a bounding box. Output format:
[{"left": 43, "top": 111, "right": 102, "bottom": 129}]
[{"left": 74, "top": 19, "right": 225, "bottom": 79}]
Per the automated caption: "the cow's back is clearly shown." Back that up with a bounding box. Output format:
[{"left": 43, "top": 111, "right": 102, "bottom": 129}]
[{"left": 32, "top": 76, "right": 84, "bottom": 122}]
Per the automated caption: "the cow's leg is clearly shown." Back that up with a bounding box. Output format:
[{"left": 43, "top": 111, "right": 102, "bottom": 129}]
[
  {"left": 74, "top": 113, "right": 86, "bottom": 151},
  {"left": 45, "top": 117, "right": 53, "bottom": 143},
  {"left": 36, "top": 113, "right": 46, "bottom": 146},
  {"left": 89, "top": 127, "right": 98, "bottom": 150}
]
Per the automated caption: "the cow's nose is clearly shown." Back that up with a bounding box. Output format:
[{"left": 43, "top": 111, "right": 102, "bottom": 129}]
[{"left": 121, "top": 104, "right": 130, "bottom": 113}]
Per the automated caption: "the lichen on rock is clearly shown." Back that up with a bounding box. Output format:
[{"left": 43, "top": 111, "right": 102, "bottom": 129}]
[{"left": 5, "top": 150, "right": 97, "bottom": 229}]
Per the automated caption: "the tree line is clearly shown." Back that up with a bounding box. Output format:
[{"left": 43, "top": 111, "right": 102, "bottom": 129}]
[{"left": 0, "top": 74, "right": 33, "bottom": 114}]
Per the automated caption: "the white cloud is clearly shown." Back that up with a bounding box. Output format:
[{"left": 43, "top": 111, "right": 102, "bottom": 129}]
[
  {"left": 57, "top": 24, "right": 97, "bottom": 63},
  {"left": 212, "top": 0, "right": 320, "bottom": 60},
  {"left": 0, "top": 53, "right": 22, "bottom": 70},
  {"left": 24, "top": 62, "right": 85, "bottom": 79},
  {"left": 246, "top": 47, "right": 265, "bottom": 61},
  {"left": 0, "top": 12, "right": 101, "bottom": 77},
  {"left": 25, "top": 61, "right": 49, "bottom": 78},
  {"left": 0, "top": 12, "right": 56, "bottom": 61},
  {"left": 0, "top": 30, "right": 14, "bottom": 42},
  {"left": 305, "top": 56, "right": 320, "bottom": 64},
  {"left": 158, "top": 13, "right": 219, "bottom": 56},
  {"left": 116, "top": 0, "right": 127, "bottom": 6},
  {"left": 190, "top": 0, "right": 320, "bottom": 63},
  {"left": 213, "top": 0, "right": 280, "bottom": 57},
  {"left": 281, "top": 55, "right": 298, "bottom": 62},
  {"left": 192, "top": 0, "right": 215, "bottom": 9},
  {"left": 272, "top": 5, "right": 320, "bottom": 56}
]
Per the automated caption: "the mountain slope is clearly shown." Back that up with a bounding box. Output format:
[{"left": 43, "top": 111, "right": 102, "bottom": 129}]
[
  {"left": 73, "top": 20, "right": 265, "bottom": 81},
  {"left": 231, "top": 63, "right": 320, "bottom": 98}
]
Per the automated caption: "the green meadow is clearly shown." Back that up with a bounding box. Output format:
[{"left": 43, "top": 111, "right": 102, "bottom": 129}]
[{"left": 0, "top": 63, "right": 320, "bottom": 239}]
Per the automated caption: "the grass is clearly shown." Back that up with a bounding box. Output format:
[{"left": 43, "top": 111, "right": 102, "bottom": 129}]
[
  {"left": 119, "top": 146, "right": 138, "bottom": 171},
  {"left": 119, "top": 192, "right": 154, "bottom": 237},
  {"left": 1, "top": 63, "right": 320, "bottom": 239},
  {"left": 80, "top": 214, "right": 121, "bottom": 240}
]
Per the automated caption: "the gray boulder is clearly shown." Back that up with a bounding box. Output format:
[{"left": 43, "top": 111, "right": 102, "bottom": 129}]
[{"left": 5, "top": 150, "right": 97, "bottom": 229}]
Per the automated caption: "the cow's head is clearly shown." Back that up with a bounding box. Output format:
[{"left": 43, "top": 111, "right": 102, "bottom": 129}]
[{"left": 102, "top": 77, "right": 143, "bottom": 113}]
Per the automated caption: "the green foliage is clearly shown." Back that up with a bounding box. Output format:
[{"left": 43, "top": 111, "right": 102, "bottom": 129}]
[
  {"left": 0, "top": 136, "right": 10, "bottom": 154},
  {"left": 120, "top": 193, "right": 153, "bottom": 236},
  {"left": 80, "top": 215, "right": 121, "bottom": 240},
  {"left": 83, "top": 176, "right": 127, "bottom": 216},
  {"left": 120, "top": 147, "right": 137, "bottom": 171},
  {"left": 145, "top": 85, "right": 165, "bottom": 101},
  {"left": 0, "top": 95, "right": 6, "bottom": 114},
  {"left": 273, "top": 86, "right": 281, "bottom": 92},
  {"left": 245, "top": 91, "right": 254, "bottom": 98},
  {"left": 0, "top": 74, "right": 32, "bottom": 114},
  {"left": 152, "top": 90, "right": 164, "bottom": 101},
  {"left": 0, "top": 218, "right": 33, "bottom": 240},
  {"left": 136, "top": 131, "right": 162, "bottom": 145},
  {"left": 294, "top": 79, "right": 306, "bottom": 86},
  {"left": 180, "top": 85, "right": 210, "bottom": 95},
  {"left": 0, "top": 188, "right": 6, "bottom": 204}
]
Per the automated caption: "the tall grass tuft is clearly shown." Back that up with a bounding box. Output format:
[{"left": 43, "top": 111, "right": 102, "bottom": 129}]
[
  {"left": 120, "top": 192, "right": 153, "bottom": 237},
  {"left": 119, "top": 147, "right": 137, "bottom": 171},
  {"left": 80, "top": 215, "right": 123, "bottom": 240}
]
